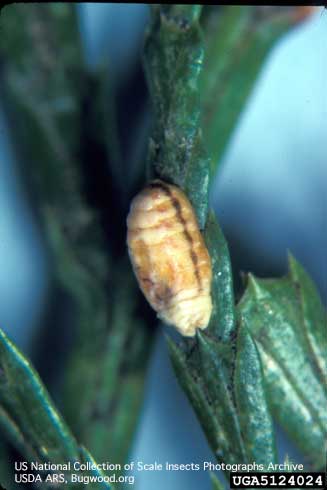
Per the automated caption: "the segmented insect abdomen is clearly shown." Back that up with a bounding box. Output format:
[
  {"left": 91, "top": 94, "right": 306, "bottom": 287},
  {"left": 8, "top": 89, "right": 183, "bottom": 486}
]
[{"left": 127, "top": 180, "right": 212, "bottom": 337}]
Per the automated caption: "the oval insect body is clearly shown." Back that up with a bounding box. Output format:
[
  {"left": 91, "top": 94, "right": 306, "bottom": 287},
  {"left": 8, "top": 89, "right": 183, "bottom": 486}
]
[{"left": 127, "top": 180, "right": 212, "bottom": 337}]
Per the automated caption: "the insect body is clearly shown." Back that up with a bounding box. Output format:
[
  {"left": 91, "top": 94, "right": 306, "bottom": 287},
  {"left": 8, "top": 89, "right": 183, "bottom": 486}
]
[{"left": 127, "top": 180, "right": 212, "bottom": 337}]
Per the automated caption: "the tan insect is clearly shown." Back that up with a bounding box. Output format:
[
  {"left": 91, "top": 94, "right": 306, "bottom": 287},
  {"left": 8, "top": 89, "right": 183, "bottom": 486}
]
[{"left": 127, "top": 180, "right": 212, "bottom": 337}]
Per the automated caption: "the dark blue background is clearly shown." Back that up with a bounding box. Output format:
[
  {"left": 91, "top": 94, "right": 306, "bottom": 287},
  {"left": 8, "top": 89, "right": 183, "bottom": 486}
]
[{"left": 0, "top": 5, "right": 325, "bottom": 489}]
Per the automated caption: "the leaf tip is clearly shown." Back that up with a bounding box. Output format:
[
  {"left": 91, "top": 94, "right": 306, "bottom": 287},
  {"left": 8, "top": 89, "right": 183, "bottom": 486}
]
[{"left": 247, "top": 273, "right": 267, "bottom": 301}]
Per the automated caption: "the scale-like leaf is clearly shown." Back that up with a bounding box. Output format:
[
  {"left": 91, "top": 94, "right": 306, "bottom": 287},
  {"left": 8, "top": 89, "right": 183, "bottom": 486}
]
[
  {"left": 0, "top": 327, "right": 117, "bottom": 489},
  {"left": 237, "top": 257, "right": 326, "bottom": 469},
  {"left": 79, "top": 447, "right": 114, "bottom": 490},
  {"left": 234, "top": 323, "right": 277, "bottom": 466},
  {"left": 204, "top": 212, "right": 236, "bottom": 340},
  {"left": 288, "top": 254, "right": 327, "bottom": 388},
  {"left": 197, "top": 332, "right": 246, "bottom": 463},
  {"left": 167, "top": 337, "right": 221, "bottom": 454},
  {"left": 144, "top": 5, "right": 210, "bottom": 228},
  {"left": 0, "top": 327, "right": 79, "bottom": 463},
  {"left": 144, "top": 3, "right": 322, "bottom": 482}
]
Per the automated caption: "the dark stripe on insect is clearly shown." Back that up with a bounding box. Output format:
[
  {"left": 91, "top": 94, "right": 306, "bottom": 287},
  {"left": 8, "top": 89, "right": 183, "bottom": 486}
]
[{"left": 149, "top": 181, "right": 202, "bottom": 289}]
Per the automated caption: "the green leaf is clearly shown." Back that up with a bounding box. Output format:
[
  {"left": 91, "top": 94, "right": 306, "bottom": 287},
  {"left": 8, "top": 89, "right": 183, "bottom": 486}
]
[
  {"left": 197, "top": 332, "right": 246, "bottom": 464},
  {"left": 0, "top": 404, "right": 40, "bottom": 463},
  {"left": 68, "top": 263, "right": 154, "bottom": 467},
  {"left": 0, "top": 327, "right": 117, "bottom": 489},
  {"left": 79, "top": 447, "right": 114, "bottom": 490},
  {"left": 237, "top": 260, "right": 327, "bottom": 469},
  {"left": 145, "top": 4, "right": 322, "bottom": 477},
  {"left": 1, "top": 4, "right": 84, "bottom": 198},
  {"left": 200, "top": 6, "right": 315, "bottom": 172},
  {"left": 234, "top": 323, "right": 277, "bottom": 466},
  {"left": 143, "top": 5, "right": 211, "bottom": 228},
  {"left": 1, "top": 3, "right": 155, "bottom": 467},
  {"left": 148, "top": 5, "right": 245, "bottom": 472},
  {"left": 168, "top": 331, "right": 248, "bottom": 467},
  {"left": 288, "top": 254, "right": 327, "bottom": 388},
  {"left": 204, "top": 212, "right": 236, "bottom": 340},
  {"left": 0, "top": 327, "right": 79, "bottom": 463},
  {"left": 210, "top": 472, "right": 225, "bottom": 490},
  {"left": 166, "top": 337, "right": 222, "bottom": 455}
]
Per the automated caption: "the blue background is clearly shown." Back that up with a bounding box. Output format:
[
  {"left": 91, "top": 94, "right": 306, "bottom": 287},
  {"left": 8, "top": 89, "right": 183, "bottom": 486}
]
[{"left": 0, "top": 5, "right": 326, "bottom": 489}]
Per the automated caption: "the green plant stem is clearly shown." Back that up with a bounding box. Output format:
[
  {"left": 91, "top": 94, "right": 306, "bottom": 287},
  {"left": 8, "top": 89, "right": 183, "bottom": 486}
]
[{"left": 1, "top": 2, "right": 155, "bottom": 468}]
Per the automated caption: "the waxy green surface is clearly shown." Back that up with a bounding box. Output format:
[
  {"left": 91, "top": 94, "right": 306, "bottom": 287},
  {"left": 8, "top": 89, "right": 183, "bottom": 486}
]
[
  {"left": 0, "top": 327, "right": 114, "bottom": 489},
  {"left": 1, "top": 2, "right": 155, "bottom": 472},
  {"left": 238, "top": 256, "right": 327, "bottom": 469},
  {"left": 147, "top": 4, "right": 325, "bottom": 479}
]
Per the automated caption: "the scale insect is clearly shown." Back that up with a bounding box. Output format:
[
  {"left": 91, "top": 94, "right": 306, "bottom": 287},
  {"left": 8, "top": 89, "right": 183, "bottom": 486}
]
[{"left": 127, "top": 180, "right": 212, "bottom": 337}]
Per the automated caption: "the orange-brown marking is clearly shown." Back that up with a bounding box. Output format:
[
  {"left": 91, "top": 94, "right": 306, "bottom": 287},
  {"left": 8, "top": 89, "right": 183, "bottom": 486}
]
[
  {"left": 127, "top": 180, "right": 212, "bottom": 337},
  {"left": 149, "top": 181, "right": 202, "bottom": 290}
]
